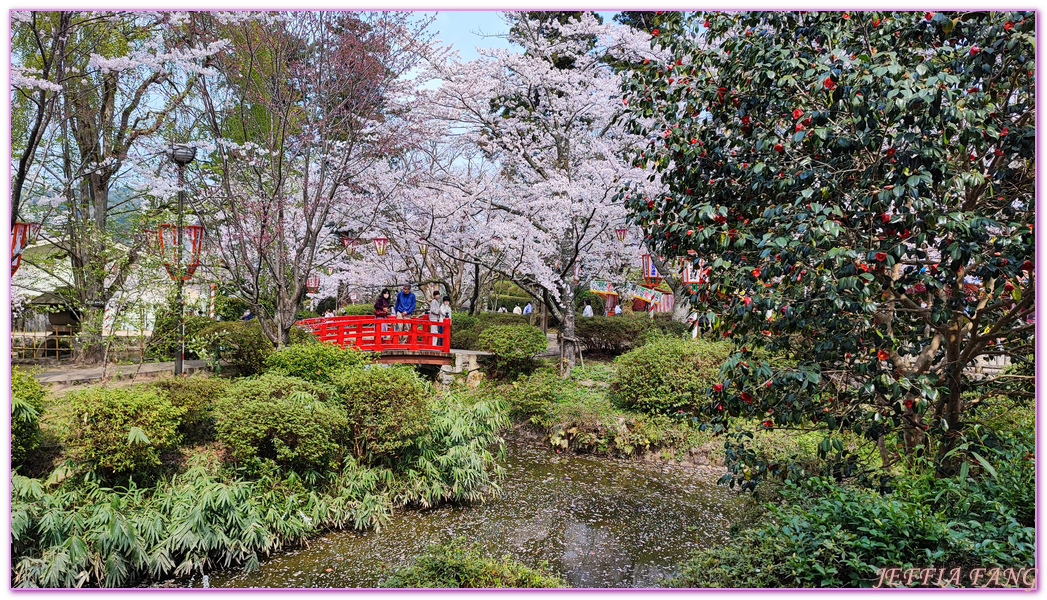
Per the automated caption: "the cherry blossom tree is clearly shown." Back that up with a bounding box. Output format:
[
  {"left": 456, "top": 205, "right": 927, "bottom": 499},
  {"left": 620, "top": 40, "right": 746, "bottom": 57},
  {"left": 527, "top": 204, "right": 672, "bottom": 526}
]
[
  {"left": 10, "top": 10, "right": 226, "bottom": 363},
  {"left": 418, "top": 11, "right": 662, "bottom": 371},
  {"left": 193, "top": 11, "right": 435, "bottom": 345}
]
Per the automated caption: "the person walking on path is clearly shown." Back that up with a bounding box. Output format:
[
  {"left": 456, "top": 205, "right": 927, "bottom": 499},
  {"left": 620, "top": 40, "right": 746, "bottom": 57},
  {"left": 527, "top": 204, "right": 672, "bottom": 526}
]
[
  {"left": 582, "top": 299, "right": 594, "bottom": 318},
  {"left": 374, "top": 288, "right": 392, "bottom": 343},
  {"left": 512, "top": 304, "right": 522, "bottom": 315},
  {"left": 395, "top": 284, "right": 417, "bottom": 343},
  {"left": 429, "top": 290, "right": 443, "bottom": 346}
]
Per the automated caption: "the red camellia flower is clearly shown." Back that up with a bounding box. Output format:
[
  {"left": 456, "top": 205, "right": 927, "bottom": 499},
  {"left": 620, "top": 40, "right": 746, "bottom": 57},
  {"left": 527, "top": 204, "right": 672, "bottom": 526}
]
[
  {"left": 1001, "top": 127, "right": 1009, "bottom": 136},
  {"left": 652, "top": 28, "right": 659, "bottom": 36},
  {"left": 704, "top": 19, "right": 710, "bottom": 27},
  {"left": 1004, "top": 282, "right": 1014, "bottom": 292},
  {"left": 885, "top": 148, "right": 896, "bottom": 157},
  {"left": 872, "top": 18, "right": 880, "bottom": 26},
  {"left": 925, "top": 11, "right": 933, "bottom": 20},
  {"left": 877, "top": 349, "right": 889, "bottom": 361},
  {"left": 1004, "top": 21, "right": 1014, "bottom": 30},
  {"left": 803, "top": 117, "right": 811, "bottom": 126},
  {"left": 795, "top": 123, "right": 805, "bottom": 132},
  {"left": 882, "top": 213, "right": 891, "bottom": 222},
  {"left": 742, "top": 296, "right": 752, "bottom": 305},
  {"left": 824, "top": 76, "right": 836, "bottom": 89},
  {"left": 752, "top": 268, "right": 760, "bottom": 277},
  {"left": 713, "top": 383, "right": 724, "bottom": 393},
  {"left": 741, "top": 392, "right": 753, "bottom": 403},
  {"left": 774, "top": 143, "right": 784, "bottom": 152},
  {"left": 647, "top": 199, "right": 654, "bottom": 208},
  {"left": 842, "top": 13, "right": 849, "bottom": 19},
  {"left": 763, "top": 420, "right": 774, "bottom": 428},
  {"left": 875, "top": 252, "right": 887, "bottom": 261},
  {"left": 792, "top": 108, "right": 803, "bottom": 120},
  {"left": 741, "top": 115, "right": 750, "bottom": 124},
  {"left": 765, "top": 380, "right": 772, "bottom": 387},
  {"left": 1022, "top": 260, "right": 1033, "bottom": 271},
  {"left": 905, "top": 399, "right": 914, "bottom": 408}
]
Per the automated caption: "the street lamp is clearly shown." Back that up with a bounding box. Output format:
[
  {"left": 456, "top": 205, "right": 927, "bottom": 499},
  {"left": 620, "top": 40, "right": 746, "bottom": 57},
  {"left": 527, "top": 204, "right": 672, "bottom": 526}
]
[{"left": 167, "top": 144, "right": 197, "bottom": 376}]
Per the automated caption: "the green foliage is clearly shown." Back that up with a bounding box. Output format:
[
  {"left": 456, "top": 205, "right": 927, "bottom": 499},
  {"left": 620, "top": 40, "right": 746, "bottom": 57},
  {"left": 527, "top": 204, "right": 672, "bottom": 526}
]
[
  {"left": 195, "top": 320, "right": 274, "bottom": 376},
  {"left": 333, "top": 366, "right": 432, "bottom": 465},
  {"left": 146, "top": 306, "right": 213, "bottom": 360},
  {"left": 392, "top": 394, "right": 508, "bottom": 507},
  {"left": 340, "top": 303, "right": 377, "bottom": 316},
  {"left": 382, "top": 539, "right": 566, "bottom": 588},
  {"left": 622, "top": 10, "right": 1035, "bottom": 486},
  {"left": 611, "top": 337, "right": 731, "bottom": 415},
  {"left": 478, "top": 324, "right": 548, "bottom": 378},
  {"left": 502, "top": 370, "right": 562, "bottom": 420},
  {"left": 264, "top": 342, "right": 368, "bottom": 384},
  {"left": 450, "top": 312, "right": 532, "bottom": 350},
  {"left": 673, "top": 453, "right": 1035, "bottom": 588},
  {"left": 214, "top": 374, "right": 346, "bottom": 473},
  {"left": 149, "top": 376, "right": 231, "bottom": 443},
  {"left": 575, "top": 316, "right": 646, "bottom": 353},
  {"left": 65, "top": 387, "right": 184, "bottom": 475},
  {"left": 10, "top": 462, "right": 393, "bottom": 588},
  {"left": 11, "top": 368, "right": 47, "bottom": 465}
]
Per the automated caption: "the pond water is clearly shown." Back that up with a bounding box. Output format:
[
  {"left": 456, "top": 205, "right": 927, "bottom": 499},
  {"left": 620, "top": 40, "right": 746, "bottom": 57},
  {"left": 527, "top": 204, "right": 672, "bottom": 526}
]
[{"left": 195, "top": 437, "right": 738, "bottom": 589}]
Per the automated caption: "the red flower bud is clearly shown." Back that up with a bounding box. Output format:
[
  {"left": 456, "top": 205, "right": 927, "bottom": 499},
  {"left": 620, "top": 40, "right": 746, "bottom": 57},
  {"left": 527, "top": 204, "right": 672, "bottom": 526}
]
[
  {"left": 925, "top": 11, "right": 934, "bottom": 20},
  {"left": 774, "top": 143, "right": 784, "bottom": 153}
]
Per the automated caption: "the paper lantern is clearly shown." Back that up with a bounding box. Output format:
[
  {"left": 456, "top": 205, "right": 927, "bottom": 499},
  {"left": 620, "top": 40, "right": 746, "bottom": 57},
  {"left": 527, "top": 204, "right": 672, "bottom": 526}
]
[
  {"left": 158, "top": 224, "right": 204, "bottom": 281},
  {"left": 11, "top": 222, "right": 39, "bottom": 275}
]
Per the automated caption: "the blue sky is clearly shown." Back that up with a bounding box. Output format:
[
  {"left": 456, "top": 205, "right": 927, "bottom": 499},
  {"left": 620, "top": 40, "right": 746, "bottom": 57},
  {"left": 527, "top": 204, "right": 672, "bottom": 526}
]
[{"left": 427, "top": 10, "right": 619, "bottom": 61}]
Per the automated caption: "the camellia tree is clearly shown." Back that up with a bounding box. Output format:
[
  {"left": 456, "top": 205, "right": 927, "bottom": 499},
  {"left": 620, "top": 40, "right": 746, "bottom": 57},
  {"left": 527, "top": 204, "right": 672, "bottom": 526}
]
[{"left": 621, "top": 11, "right": 1034, "bottom": 488}]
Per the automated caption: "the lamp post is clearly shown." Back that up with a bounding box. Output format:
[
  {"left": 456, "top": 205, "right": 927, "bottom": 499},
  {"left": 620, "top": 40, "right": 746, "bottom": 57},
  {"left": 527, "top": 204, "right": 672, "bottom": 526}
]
[{"left": 169, "top": 144, "right": 196, "bottom": 376}]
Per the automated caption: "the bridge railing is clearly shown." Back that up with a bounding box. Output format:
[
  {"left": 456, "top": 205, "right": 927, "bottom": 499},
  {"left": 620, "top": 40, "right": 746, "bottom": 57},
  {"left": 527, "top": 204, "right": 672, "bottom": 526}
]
[{"left": 296, "top": 315, "right": 451, "bottom": 352}]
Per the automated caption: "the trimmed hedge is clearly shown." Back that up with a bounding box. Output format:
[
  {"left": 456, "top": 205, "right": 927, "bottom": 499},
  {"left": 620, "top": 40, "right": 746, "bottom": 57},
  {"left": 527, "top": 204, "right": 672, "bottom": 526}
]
[
  {"left": 264, "top": 342, "right": 368, "bottom": 384},
  {"left": 449, "top": 312, "right": 533, "bottom": 350},
  {"left": 149, "top": 376, "right": 231, "bottom": 443},
  {"left": 333, "top": 366, "right": 432, "bottom": 465},
  {"left": 214, "top": 374, "right": 346, "bottom": 473},
  {"left": 478, "top": 324, "right": 548, "bottom": 378},
  {"left": 66, "top": 387, "right": 185, "bottom": 475},
  {"left": 611, "top": 336, "right": 731, "bottom": 415}
]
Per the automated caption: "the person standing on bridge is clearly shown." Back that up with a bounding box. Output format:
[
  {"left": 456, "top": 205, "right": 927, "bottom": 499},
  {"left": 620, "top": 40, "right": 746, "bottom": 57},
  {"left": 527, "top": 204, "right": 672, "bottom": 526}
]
[
  {"left": 395, "top": 284, "right": 416, "bottom": 343},
  {"left": 429, "top": 290, "right": 443, "bottom": 346},
  {"left": 374, "top": 289, "right": 391, "bottom": 343}
]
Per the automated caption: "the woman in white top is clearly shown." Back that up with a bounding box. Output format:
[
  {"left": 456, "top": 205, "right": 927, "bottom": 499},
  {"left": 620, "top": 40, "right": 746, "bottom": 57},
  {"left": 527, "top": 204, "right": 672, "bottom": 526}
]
[{"left": 581, "top": 299, "right": 594, "bottom": 318}]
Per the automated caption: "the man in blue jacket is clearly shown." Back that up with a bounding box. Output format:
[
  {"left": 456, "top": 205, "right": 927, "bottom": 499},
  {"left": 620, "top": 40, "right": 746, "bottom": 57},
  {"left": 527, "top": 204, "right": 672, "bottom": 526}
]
[{"left": 394, "top": 283, "right": 416, "bottom": 343}]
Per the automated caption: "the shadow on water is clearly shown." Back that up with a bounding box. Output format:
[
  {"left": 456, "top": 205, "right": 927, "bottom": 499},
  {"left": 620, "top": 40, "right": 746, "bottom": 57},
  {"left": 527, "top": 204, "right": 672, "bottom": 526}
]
[{"left": 197, "top": 437, "right": 738, "bottom": 589}]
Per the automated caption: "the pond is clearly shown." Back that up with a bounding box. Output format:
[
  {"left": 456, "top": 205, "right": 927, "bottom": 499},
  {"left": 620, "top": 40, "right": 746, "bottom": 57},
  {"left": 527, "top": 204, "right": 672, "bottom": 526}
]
[{"left": 193, "top": 437, "right": 738, "bottom": 589}]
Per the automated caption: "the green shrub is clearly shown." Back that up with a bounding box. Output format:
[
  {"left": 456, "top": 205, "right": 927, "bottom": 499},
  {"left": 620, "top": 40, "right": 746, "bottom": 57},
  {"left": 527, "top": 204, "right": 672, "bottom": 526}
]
[
  {"left": 449, "top": 312, "right": 533, "bottom": 351},
  {"left": 214, "top": 374, "right": 346, "bottom": 473},
  {"left": 264, "top": 342, "right": 368, "bottom": 384},
  {"left": 146, "top": 299, "right": 213, "bottom": 359},
  {"left": 11, "top": 368, "right": 47, "bottom": 465},
  {"left": 195, "top": 320, "right": 274, "bottom": 375},
  {"left": 288, "top": 323, "right": 317, "bottom": 345},
  {"left": 503, "top": 370, "right": 561, "bottom": 420},
  {"left": 333, "top": 366, "right": 432, "bottom": 465},
  {"left": 382, "top": 539, "right": 566, "bottom": 588},
  {"left": 340, "top": 303, "right": 377, "bottom": 316},
  {"left": 672, "top": 462, "right": 1036, "bottom": 588},
  {"left": 66, "top": 387, "right": 185, "bottom": 475},
  {"left": 575, "top": 316, "right": 647, "bottom": 354},
  {"left": 611, "top": 337, "right": 731, "bottom": 415},
  {"left": 478, "top": 324, "right": 548, "bottom": 378},
  {"left": 149, "top": 376, "right": 231, "bottom": 443}
]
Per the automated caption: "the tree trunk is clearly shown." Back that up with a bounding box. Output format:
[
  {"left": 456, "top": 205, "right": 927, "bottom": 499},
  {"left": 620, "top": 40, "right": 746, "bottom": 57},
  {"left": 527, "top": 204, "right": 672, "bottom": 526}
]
[
  {"left": 672, "top": 286, "right": 693, "bottom": 323},
  {"left": 560, "top": 285, "right": 578, "bottom": 376}
]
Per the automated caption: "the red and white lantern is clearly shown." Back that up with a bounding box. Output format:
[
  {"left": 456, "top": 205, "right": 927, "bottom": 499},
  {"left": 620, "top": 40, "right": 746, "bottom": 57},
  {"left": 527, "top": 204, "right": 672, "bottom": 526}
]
[
  {"left": 158, "top": 224, "right": 205, "bottom": 281},
  {"left": 615, "top": 227, "right": 628, "bottom": 243},
  {"left": 373, "top": 237, "right": 389, "bottom": 255},
  {"left": 342, "top": 237, "right": 360, "bottom": 255},
  {"left": 418, "top": 238, "right": 429, "bottom": 255},
  {"left": 306, "top": 275, "right": 321, "bottom": 294},
  {"left": 641, "top": 254, "right": 663, "bottom": 287},
  {"left": 11, "top": 222, "right": 39, "bottom": 276}
]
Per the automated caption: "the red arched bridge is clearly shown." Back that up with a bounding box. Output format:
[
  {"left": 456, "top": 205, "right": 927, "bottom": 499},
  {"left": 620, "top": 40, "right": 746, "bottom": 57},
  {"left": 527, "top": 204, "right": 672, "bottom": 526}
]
[{"left": 296, "top": 315, "right": 454, "bottom": 366}]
